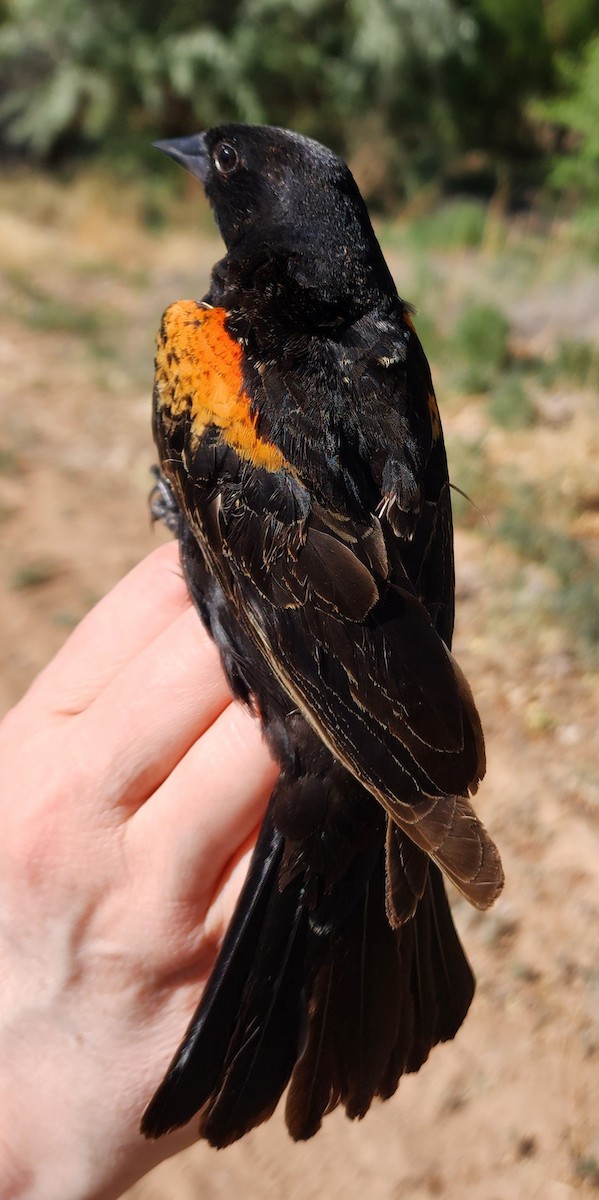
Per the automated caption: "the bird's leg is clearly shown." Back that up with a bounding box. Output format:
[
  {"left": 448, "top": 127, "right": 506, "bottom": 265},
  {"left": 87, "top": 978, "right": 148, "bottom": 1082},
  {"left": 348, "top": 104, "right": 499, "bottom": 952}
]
[{"left": 149, "top": 465, "right": 180, "bottom": 535}]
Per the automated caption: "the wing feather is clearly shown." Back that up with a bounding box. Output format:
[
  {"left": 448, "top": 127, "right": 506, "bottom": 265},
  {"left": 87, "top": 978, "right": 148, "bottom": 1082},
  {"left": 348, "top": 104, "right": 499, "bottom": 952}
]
[{"left": 153, "top": 310, "right": 503, "bottom": 911}]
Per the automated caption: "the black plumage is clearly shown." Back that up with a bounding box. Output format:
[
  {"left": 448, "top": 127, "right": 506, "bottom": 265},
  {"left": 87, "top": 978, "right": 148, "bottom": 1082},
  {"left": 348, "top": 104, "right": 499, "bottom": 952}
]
[{"left": 142, "top": 124, "right": 503, "bottom": 1148}]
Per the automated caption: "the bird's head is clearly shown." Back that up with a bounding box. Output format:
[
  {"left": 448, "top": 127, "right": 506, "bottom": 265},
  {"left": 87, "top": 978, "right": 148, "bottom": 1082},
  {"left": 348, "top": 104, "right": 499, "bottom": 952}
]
[{"left": 155, "top": 123, "right": 396, "bottom": 322}]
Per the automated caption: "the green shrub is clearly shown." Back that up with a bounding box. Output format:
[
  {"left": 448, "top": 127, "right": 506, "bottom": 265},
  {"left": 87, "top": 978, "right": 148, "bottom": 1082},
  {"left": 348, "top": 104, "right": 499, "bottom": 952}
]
[
  {"left": 0, "top": 0, "right": 473, "bottom": 199},
  {"left": 451, "top": 302, "right": 511, "bottom": 393},
  {"left": 498, "top": 485, "right": 599, "bottom": 653},
  {"left": 538, "top": 35, "right": 599, "bottom": 206},
  {"left": 402, "top": 201, "right": 487, "bottom": 252},
  {"left": 554, "top": 337, "right": 599, "bottom": 387},
  {"left": 488, "top": 373, "right": 536, "bottom": 428},
  {"left": 453, "top": 303, "right": 510, "bottom": 369}
]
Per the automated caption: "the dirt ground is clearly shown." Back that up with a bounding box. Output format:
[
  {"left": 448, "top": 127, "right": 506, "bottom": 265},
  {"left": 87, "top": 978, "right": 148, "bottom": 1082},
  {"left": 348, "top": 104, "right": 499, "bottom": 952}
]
[{"left": 0, "top": 173, "right": 598, "bottom": 1199}]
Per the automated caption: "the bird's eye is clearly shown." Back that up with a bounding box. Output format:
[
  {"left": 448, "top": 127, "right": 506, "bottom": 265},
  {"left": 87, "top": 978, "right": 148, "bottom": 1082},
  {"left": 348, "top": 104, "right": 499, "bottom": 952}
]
[{"left": 213, "top": 142, "right": 239, "bottom": 175}]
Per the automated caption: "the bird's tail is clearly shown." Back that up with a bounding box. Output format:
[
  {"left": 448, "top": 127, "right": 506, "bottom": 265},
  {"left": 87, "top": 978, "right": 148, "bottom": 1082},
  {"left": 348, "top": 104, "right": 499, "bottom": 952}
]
[{"left": 141, "top": 806, "right": 474, "bottom": 1148}]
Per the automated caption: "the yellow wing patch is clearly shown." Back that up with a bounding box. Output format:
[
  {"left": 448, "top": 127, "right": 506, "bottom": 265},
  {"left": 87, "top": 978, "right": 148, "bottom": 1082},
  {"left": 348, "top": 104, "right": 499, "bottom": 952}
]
[{"left": 155, "top": 300, "right": 285, "bottom": 472}]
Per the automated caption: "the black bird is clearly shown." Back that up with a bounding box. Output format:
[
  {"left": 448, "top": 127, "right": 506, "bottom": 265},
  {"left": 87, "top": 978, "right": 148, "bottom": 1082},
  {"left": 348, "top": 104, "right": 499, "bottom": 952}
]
[{"left": 141, "top": 123, "right": 503, "bottom": 1148}]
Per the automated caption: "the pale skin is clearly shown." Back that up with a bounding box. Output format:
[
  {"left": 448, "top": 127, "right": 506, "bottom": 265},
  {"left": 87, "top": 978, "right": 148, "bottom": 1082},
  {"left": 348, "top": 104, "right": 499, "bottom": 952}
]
[{"left": 0, "top": 542, "right": 278, "bottom": 1200}]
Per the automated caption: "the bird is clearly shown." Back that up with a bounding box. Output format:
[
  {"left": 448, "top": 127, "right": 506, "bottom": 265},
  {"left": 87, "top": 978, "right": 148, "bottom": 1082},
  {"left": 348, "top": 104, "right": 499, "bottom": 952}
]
[{"left": 141, "top": 123, "right": 503, "bottom": 1149}]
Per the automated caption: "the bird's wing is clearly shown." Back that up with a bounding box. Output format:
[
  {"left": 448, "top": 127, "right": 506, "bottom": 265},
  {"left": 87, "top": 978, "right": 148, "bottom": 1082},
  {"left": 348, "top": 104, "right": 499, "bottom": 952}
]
[{"left": 154, "top": 300, "right": 503, "bottom": 908}]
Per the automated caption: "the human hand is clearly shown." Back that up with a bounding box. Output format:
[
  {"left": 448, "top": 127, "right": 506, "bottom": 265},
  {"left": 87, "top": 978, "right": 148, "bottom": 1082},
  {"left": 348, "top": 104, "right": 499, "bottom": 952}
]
[{"left": 0, "top": 542, "right": 278, "bottom": 1200}]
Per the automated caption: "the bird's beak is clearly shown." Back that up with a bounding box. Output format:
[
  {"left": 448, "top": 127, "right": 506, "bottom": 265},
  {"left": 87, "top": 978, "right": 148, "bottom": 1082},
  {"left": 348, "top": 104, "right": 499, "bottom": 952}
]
[{"left": 153, "top": 133, "right": 210, "bottom": 185}]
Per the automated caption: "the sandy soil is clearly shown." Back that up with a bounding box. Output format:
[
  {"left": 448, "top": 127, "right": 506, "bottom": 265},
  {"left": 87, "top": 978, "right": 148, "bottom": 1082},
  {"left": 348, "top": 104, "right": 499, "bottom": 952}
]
[{"left": 0, "top": 173, "right": 598, "bottom": 1199}]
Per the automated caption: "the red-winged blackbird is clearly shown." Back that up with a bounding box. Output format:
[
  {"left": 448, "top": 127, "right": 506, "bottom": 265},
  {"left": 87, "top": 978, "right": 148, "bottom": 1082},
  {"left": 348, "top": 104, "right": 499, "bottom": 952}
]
[{"left": 141, "top": 124, "right": 503, "bottom": 1149}]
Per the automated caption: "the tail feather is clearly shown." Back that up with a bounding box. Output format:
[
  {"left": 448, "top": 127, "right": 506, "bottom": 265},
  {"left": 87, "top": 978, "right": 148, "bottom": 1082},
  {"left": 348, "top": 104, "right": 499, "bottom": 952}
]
[
  {"left": 143, "top": 804, "right": 476, "bottom": 1147},
  {"left": 141, "top": 810, "right": 295, "bottom": 1138},
  {"left": 378, "top": 863, "right": 474, "bottom": 1093},
  {"left": 200, "top": 878, "right": 308, "bottom": 1147},
  {"left": 287, "top": 862, "right": 403, "bottom": 1139},
  {"left": 407, "top": 863, "right": 474, "bottom": 1074}
]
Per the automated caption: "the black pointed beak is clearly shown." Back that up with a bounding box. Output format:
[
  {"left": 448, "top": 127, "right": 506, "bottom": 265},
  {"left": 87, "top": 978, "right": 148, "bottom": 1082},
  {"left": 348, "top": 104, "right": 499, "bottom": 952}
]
[{"left": 153, "top": 133, "right": 210, "bottom": 185}]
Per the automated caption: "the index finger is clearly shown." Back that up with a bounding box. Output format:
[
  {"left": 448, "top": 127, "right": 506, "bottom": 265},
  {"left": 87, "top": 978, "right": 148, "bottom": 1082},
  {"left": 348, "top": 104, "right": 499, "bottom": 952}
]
[{"left": 30, "top": 542, "right": 190, "bottom": 716}]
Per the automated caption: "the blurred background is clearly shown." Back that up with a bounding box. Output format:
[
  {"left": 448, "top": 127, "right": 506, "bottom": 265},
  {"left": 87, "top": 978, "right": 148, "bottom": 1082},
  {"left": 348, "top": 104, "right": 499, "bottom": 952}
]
[{"left": 1, "top": 1, "right": 598, "bottom": 1197}]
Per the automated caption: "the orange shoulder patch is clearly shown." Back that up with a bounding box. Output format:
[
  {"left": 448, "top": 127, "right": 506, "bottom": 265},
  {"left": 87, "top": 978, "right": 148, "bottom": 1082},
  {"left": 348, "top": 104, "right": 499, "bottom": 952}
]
[{"left": 155, "top": 300, "right": 285, "bottom": 472}]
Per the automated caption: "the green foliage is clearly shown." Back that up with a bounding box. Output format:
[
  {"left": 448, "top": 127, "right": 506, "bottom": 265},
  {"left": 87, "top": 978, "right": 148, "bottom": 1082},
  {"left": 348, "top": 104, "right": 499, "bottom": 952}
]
[
  {"left": 401, "top": 200, "right": 487, "bottom": 250},
  {"left": 499, "top": 490, "right": 586, "bottom": 580},
  {"left": 451, "top": 302, "right": 511, "bottom": 393},
  {"left": 498, "top": 486, "right": 599, "bottom": 653},
  {"left": 443, "top": 0, "right": 554, "bottom": 183},
  {"left": 537, "top": 34, "right": 599, "bottom": 205},
  {"left": 1, "top": 1, "right": 599, "bottom": 202},
  {"left": 554, "top": 337, "right": 599, "bottom": 387},
  {"left": 453, "top": 303, "right": 510, "bottom": 370},
  {"left": 0, "top": 0, "right": 472, "bottom": 194},
  {"left": 488, "top": 373, "right": 536, "bottom": 429},
  {"left": 544, "top": 0, "right": 599, "bottom": 52},
  {"left": 539, "top": 336, "right": 599, "bottom": 389}
]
